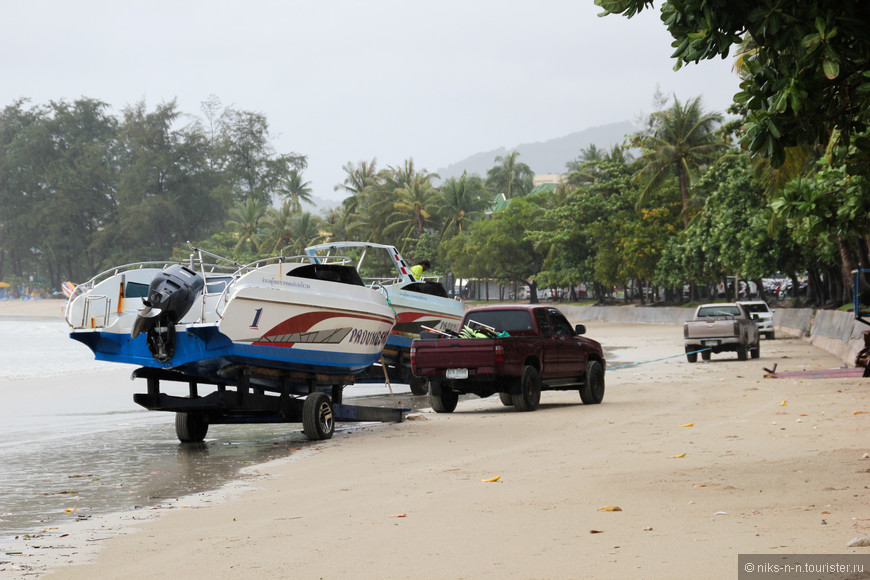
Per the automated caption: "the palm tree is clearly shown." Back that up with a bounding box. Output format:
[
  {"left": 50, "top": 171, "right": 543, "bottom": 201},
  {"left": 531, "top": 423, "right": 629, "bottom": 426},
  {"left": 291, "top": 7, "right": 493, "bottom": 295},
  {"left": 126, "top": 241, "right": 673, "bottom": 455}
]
[
  {"left": 436, "top": 172, "right": 489, "bottom": 238},
  {"left": 283, "top": 212, "right": 326, "bottom": 255},
  {"left": 277, "top": 169, "right": 313, "bottom": 213},
  {"left": 486, "top": 151, "right": 534, "bottom": 199},
  {"left": 226, "top": 197, "right": 267, "bottom": 256},
  {"left": 382, "top": 159, "right": 440, "bottom": 241},
  {"left": 259, "top": 201, "right": 296, "bottom": 254},
  {"left": 335, "top": 158, "right": 378, "bottom": 215},
  {"left": 632, "top": 95, "right": 725, "bottom": 227}
]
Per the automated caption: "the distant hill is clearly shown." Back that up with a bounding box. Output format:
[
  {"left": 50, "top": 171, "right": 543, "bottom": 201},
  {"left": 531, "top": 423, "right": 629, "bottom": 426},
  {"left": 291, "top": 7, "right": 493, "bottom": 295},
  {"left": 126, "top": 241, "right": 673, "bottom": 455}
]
[{"left": 436, "top": 120, "right": 636, "bottom": 181}]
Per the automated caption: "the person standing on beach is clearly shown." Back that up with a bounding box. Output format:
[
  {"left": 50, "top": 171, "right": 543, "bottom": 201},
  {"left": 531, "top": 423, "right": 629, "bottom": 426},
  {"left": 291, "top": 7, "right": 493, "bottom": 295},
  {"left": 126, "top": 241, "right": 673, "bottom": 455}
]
[{"left": 410, "top": 260, "right": 430, "bottom": 280}]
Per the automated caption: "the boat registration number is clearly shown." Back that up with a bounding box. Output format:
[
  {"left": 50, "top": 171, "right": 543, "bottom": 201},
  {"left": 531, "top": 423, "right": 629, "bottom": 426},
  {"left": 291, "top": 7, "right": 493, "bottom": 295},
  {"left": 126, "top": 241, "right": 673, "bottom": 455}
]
[{"left": 446, "top": 368, "right": 468, "bottom": 379}]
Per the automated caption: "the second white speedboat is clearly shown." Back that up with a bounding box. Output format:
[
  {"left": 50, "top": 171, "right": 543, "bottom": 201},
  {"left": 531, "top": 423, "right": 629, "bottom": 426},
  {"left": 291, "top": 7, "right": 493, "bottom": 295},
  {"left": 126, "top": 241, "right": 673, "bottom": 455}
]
[{"left": 305, "top": 242, "right": 465, "bottom": 393}]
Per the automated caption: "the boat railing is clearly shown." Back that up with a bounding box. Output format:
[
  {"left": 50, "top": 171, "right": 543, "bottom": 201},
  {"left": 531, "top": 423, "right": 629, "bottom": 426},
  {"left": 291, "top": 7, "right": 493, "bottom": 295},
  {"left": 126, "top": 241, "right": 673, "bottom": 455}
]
[
  {"left": 70, "top": 293, "right": 111, "bottom": 329},
  {"left": 75, "top": 260, "right": 237, "bottom": 293},
  {"left": 361, "top": 276, "right": 402, "bottom": 287},
  {"left": 211, "top": 254, "right": 355, "bottom": 319}
]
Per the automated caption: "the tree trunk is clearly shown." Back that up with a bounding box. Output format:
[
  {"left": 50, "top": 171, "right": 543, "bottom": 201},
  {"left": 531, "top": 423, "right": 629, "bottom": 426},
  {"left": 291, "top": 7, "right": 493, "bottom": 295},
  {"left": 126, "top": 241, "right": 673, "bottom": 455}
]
[{"left": 679, "top": 168, "right": 690, "bottom": 228}]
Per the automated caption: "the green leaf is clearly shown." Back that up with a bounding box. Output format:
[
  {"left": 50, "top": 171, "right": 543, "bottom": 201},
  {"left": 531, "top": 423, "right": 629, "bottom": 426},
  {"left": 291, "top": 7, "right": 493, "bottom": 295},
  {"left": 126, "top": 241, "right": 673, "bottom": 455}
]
[
  {"left": 823, "top": 59, "right": 839, "bottom": 80},
  {"left": 801, "top": 33, "right": 821, "bottom": 51},
  {"left": 814, "top": 16, "right": 826, "bottom": 37}
]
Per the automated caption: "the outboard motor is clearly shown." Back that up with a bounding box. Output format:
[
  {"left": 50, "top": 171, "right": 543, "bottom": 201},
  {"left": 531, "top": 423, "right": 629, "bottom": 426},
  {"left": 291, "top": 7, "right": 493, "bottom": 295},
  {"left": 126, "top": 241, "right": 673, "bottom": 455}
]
[{"left": 131, "top": 264, "right": 205, "bottom": 363}]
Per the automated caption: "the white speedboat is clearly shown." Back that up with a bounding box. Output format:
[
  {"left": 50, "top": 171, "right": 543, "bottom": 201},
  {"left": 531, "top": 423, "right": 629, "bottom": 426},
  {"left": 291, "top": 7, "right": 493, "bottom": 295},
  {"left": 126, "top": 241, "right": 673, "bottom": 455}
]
[
  {"left": 65, "top": 246, "right": 396, "bottom": 391},
  {"left": 305, "top": 242, "right": 464, "bottom": 393}
]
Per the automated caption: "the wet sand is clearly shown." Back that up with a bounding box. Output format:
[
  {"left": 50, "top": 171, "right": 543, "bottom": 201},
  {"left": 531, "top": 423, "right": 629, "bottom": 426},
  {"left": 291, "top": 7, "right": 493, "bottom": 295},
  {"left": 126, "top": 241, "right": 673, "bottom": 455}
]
[{"left": 2, "top": 301, "right": 869, "bottom": 578}]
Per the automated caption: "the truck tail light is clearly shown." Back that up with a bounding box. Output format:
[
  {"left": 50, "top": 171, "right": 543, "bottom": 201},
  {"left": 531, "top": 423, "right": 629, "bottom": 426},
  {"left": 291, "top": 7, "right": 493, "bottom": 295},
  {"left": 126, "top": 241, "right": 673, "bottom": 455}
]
[
  {"left": 495, "top": 345, "right": 505, "bottom": 363},
  {"left": 410, "top": 346, "right": 416, "bottom": 366},
  {"left": 733, "top": 322, "right": 739, "bottom": 334},
  {"left": 683, "top": 324, "right": 688, "bottom": 338}
]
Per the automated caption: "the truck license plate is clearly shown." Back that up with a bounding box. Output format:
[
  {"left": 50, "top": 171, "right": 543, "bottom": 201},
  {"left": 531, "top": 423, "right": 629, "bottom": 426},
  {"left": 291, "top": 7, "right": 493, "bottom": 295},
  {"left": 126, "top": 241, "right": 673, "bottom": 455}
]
[
  {"left": 446, "top": 368, "right": 468, "bottom": 379},
  {"left": 702, "top": 340, "right": 720, "bottom": 347}
]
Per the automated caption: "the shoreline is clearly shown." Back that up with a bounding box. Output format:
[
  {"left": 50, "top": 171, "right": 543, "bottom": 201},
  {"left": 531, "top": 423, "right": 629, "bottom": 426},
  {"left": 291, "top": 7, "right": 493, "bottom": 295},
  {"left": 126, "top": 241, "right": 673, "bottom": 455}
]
[
  {"left": 0, "top": 298, "right": 68, "bottom": 320},
  {"left": 1, "top": 315, "right": 863, "bottom": 578}
]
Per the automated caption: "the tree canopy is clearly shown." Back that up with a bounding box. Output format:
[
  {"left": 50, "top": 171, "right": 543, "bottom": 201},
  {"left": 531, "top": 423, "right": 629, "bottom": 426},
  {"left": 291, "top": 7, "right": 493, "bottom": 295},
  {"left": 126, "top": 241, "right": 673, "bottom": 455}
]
[{"left": 595, "top": 0, "right": 870, "bottom": 169}]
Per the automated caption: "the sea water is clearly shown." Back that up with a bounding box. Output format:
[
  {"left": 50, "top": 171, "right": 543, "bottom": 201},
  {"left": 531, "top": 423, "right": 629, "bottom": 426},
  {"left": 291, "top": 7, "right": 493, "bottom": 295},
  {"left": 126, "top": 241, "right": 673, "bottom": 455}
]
[{"left": 0, "top": 316, "right": 412, "bottom": 542}]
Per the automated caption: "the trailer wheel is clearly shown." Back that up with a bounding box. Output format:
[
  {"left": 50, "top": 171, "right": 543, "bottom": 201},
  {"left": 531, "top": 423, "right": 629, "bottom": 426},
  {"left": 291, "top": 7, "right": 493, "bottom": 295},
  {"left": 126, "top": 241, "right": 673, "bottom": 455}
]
[
  {"left": 579, "top": 360, "right": 605, "bottom": 405},
  {"left": 302, "top": 392, "right": 334, "bottom": 441},
  {"left": 511, "top": 365, "right": 541, "bottom": 411},
  {"left": 409, "top": 375, "right": 429, "bottom": 396},
  {"left": 498, "top": 392, "right": 513, "bottom": 406},
  {"left": 175, "top": 412, "right": 208, "bottom": 443},
  {"left": 429, "top": 380, "right": 458, "bottom": 413}
]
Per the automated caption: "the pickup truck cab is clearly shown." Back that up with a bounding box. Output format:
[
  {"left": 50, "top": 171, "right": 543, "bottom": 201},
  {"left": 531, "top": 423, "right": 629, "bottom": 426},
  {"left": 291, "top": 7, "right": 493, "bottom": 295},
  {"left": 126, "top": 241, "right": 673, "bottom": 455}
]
[
  {"left": 684, "top": 302, "right": 760, "bottom": 362},
  {"left": 410, "top": 305, "right": 605, "bottom": 413}
]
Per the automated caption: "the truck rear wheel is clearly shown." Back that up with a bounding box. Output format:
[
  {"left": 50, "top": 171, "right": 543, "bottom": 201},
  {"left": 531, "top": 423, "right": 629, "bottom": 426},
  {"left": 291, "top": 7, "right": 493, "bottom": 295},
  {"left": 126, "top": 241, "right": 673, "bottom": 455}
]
[
  {"left": 750, "top": 341, "right": 760, "bottom": 359},
  {"left": 498, "top": 392, "right": 513, "bottom": 406},
  {"left": 409, "top": 375, "right": 429, "bottom": 396},
  {"left": 686, "top": 347, "right": 698, "bottom": 363},
  {"left": 511, "top": 365, "right": 541, "bottom": 411},
  {"left": 430, "top": 380, "right": 458, "bottom": 413},
  {"left": 737, "top": 344, "right": 748, "bottom": 361},
  {"left": 579, "top": 360, "right": 605, "bottom": 404}
]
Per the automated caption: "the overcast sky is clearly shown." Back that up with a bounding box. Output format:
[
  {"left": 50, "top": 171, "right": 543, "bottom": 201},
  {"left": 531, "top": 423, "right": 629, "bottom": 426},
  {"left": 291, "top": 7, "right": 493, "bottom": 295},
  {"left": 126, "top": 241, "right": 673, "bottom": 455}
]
[{"left": 1, "top": 1, "right": 741, "bottom": 204}]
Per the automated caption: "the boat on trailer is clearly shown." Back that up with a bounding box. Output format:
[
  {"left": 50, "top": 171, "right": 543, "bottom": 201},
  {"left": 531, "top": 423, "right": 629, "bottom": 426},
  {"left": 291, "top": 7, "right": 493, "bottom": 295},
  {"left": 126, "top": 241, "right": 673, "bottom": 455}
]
[
  {"left": 65, "top": 245, "right": 402, "bottom": 442},
  {"left": 305, "top": 242, "right": 465, "bottom": 394}
]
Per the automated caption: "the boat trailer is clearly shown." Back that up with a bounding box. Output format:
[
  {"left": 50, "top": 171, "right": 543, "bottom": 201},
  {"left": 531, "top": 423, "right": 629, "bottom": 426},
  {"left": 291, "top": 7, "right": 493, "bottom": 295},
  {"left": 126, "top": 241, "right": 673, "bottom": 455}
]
[{"left": 130, "top": 366, "right": 407, "bottom": 443}]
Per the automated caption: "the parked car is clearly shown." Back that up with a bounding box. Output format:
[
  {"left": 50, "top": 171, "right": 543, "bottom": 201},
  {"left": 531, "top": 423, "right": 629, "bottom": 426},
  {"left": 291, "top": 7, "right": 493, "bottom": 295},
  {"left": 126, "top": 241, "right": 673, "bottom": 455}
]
[
  {"left": 684, "top": 302, "right": 760, "bottom": 362},
  {"left": 738, "top": 300, "right": 775, "bottom": 339}
]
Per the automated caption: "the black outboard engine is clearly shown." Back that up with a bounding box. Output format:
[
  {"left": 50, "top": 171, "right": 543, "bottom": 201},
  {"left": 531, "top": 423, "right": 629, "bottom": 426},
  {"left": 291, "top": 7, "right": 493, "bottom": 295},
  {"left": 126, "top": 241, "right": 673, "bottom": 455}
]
[{"left": 131, "top": 264, "right": 205, "bottom": 363}]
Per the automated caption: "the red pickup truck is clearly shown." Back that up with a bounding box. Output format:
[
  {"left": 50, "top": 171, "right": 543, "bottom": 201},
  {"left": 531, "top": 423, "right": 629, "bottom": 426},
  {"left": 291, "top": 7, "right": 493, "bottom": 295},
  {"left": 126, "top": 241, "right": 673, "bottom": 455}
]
[{"left": 410, "top": 305, "right": 606, "bottom": 413}]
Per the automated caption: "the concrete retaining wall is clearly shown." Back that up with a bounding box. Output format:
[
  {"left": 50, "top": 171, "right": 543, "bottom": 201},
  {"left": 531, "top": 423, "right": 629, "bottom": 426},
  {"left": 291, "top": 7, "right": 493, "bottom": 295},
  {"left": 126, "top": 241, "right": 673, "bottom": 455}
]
[{"left": 558, "top": 304, "right": 868, "bottom": 365}]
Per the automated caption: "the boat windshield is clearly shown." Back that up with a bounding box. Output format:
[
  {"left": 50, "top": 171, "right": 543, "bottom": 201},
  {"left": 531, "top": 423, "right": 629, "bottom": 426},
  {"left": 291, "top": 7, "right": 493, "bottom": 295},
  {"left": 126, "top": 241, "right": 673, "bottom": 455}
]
[
  {"left": 403, "top": 281, "right": 448, "bottom": 298},
  {"left": 287, "top": 264, "right": 364, "bottom": 286}
]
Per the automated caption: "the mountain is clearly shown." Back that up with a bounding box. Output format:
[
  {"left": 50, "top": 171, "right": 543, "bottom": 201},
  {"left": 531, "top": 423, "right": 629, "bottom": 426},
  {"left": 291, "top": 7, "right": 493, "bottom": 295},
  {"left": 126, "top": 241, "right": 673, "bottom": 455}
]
[{"left": 435, "top": 120, "right": 636, "bottom": 181}]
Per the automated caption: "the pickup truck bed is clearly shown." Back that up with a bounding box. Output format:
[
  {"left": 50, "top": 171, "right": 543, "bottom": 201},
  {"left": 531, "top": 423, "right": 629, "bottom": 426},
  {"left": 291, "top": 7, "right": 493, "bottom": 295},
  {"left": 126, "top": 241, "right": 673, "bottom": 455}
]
[{"left": 411, "top": 305, "right": 606, "bottom": 412}]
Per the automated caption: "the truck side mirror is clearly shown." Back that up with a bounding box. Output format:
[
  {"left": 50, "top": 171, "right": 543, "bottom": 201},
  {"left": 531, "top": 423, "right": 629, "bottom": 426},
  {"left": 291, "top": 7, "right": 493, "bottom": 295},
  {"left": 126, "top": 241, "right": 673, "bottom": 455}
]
[{"left": 575, "top": 324, "right": 586, "bottom": 335}]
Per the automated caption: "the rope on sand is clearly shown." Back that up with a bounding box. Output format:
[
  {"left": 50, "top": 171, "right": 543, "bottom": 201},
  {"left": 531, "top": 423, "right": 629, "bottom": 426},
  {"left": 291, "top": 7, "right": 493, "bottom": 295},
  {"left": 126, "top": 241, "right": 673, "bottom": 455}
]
[{"left": 608, "top": 347, "right": 711, "bottom": 370}]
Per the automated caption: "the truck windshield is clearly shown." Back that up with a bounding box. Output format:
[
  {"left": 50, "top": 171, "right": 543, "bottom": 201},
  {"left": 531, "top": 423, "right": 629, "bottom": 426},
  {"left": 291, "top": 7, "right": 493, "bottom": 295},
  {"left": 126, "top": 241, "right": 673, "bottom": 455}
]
[
  {"left": 465, "top": 310, "right": 534, "bottom": 334},
  {"left": 697, "top": 306, "right": 741, "bottom": 317}
]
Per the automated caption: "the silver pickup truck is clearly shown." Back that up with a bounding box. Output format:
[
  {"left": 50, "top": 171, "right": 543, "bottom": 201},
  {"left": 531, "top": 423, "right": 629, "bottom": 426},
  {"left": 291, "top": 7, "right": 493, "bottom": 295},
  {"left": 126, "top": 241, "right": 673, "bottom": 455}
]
[{"left": 684, "top": 303, "right": 760, "bottom": 362}]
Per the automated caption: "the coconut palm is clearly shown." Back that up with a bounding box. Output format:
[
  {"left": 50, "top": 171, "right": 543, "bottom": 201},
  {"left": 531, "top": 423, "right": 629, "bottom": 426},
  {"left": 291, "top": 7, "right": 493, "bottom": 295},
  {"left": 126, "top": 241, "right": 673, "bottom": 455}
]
[
  {"left": 277, "top": 169, "right": 313, "bottom": 213},
  {"left": 486, "top": 151, "right": 534, "bottom": 199},
  {"left": 335, "top": 158, "right": 378, "bottom": 216},
  {"left": 259, "top": 201, "right": 296, "bottom": 254},
  {"left": 226, "top": 197, "right": 267, "bottom": 256},
  {"left": 282, "top": 212, "right": 327, "bottom": 255},
  {"left": 382, "top": 159, "right": 440, "bottom": 240},
  {"left": 632, "top": 95, "right": 725, "bottom": 227},
  {"left": 436, "top": 172, "right": 489, "bottom": 238}
]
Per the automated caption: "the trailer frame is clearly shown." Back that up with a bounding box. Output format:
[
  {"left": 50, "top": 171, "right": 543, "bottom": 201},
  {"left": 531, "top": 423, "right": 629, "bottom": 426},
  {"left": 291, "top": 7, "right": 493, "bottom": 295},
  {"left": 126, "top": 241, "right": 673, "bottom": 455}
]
[{"left": 130, "top": 366, "right": 407, "bottom": 443}]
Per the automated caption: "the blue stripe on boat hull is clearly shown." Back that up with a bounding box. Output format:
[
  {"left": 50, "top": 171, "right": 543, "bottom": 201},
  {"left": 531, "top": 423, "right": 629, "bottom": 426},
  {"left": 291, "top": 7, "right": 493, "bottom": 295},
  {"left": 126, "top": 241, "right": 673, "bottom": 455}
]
[{"left": 70, "top": 325, "right": 383, "bottom": 385}]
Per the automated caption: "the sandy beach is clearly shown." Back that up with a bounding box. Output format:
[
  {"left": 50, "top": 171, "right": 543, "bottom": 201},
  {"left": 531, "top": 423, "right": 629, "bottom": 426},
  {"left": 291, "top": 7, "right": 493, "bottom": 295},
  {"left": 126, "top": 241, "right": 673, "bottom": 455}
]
[{"left": 2, "top": 300, "right": 868, "bottom": 578}]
